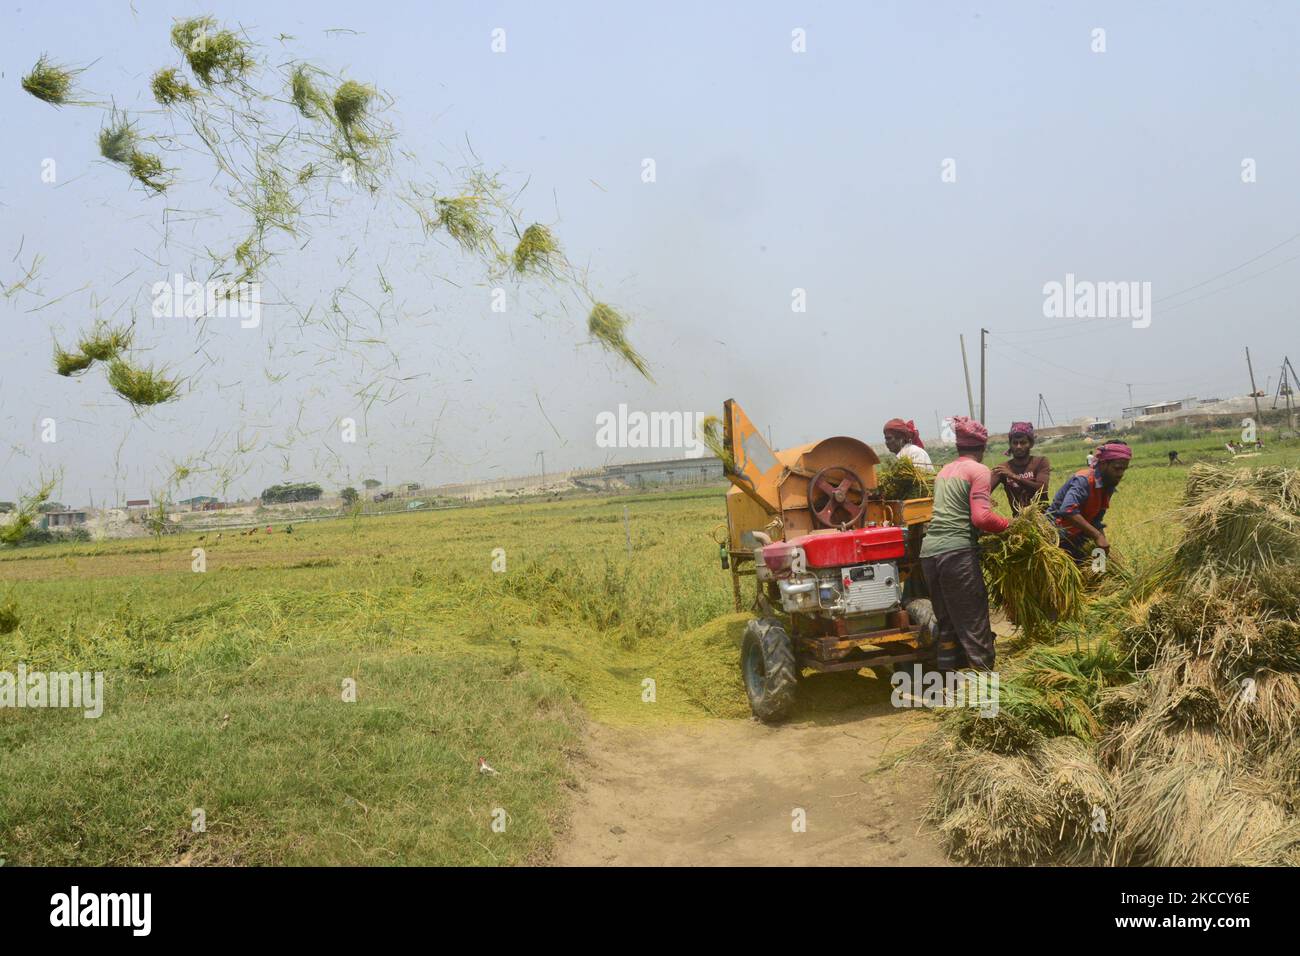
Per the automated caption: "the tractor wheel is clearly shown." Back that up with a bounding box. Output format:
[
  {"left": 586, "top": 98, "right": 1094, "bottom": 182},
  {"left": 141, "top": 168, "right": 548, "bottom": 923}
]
[
  {"left": 905, "top": 598, "right": 940, "bottom": 669},
  {"left": 741, "top": 617, "right": 798, "bottom": 722}
]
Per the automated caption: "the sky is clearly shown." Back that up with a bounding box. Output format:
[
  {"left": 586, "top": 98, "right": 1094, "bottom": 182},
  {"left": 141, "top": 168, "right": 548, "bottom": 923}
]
[{"left": 2, "top": 1, "right": 1299, "bottom": 505}]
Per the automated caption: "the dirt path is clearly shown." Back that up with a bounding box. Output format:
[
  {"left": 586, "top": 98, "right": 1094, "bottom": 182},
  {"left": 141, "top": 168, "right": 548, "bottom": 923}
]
[{"left": 556, "top": 698, "right": 950, "bottom": 866}]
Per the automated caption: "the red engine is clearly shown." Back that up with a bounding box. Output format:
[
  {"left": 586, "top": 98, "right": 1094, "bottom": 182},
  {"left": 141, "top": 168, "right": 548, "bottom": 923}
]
[{"left": 758, "top": 527, "right": 907, "bottom": 616}]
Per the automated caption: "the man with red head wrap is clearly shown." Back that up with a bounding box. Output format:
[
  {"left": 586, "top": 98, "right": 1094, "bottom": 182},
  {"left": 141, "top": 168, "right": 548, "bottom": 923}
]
[
  {"left": 917, "top": 416, "right": 1008, "bottom": 671},
  {"left": 1048, "top": 441, "right": 1132, "bottom": 562},
  {"left": 990, "top": 421, "right": 1051, "bottom": 515},
  {"left": 882, "top": 418, "right": 934, "bottom": 473}
]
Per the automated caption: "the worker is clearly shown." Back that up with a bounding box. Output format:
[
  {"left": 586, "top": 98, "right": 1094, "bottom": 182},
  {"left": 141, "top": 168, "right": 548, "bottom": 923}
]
[
  {"left": 1048, "top": 440, "right": 1132, "bottom": 562},
  {"left": 918, "top": 416, "right": 1009, "bottom": 672},
  {"left": 989, "top": 421, "right": 1051, "bottom": 514},
  {"left": 882, "top": 418, "right": 934, "bottom": 472}
]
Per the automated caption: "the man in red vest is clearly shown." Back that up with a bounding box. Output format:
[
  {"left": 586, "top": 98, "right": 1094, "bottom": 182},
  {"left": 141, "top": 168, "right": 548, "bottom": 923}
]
[{"left": 1048, "top": 441, "right": 1132, "bottom": 562}]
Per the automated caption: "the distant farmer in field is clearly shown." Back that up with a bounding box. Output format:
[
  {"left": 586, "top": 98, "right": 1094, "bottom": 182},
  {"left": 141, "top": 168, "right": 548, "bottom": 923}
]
[
  {"left": 1049, "top": 440, "right": 1132, "bottom": 562},
  {"left": 882, "top": 418, "right": 934, "bottom": 472},
  {"left": 990, "top": 421, "right": 1051, "bottom": 515},
  {"left": 918, "top": 416, "right": 1009, "bottom": 672}
]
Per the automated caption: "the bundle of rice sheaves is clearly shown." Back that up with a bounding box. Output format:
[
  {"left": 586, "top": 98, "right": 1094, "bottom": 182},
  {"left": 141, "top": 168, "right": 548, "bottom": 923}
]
[
  {"left": 929, "top": 464, "right": 1300, "bottom": 866},
  {"left": 981, "top": 503, "right": 1084, "bottom": 642},
  {"left": 928, "top": 736, "right": 1115, "bottom": 865},
  {"left": 874, "top": 456, "right": 932, "bottom": 501},
  {"left": 1173, "top": 463, "right": 1300, "bottom": 571}
]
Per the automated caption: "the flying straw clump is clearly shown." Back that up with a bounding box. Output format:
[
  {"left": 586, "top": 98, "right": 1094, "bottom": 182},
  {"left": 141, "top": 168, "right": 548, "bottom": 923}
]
[
  {"left": 698, "top": 415, "right": 734, "bottom": 471},
  {"left": 53, "top": 343, "right": 94, "bottom": 377},
  {"left": 588, "top": 302, "right": 653, "bottom": 382},
  {"left": 106, "top": 358, "right": 180, "bottom": 408},
  {"left": 333, "top": 80, "right": 374, "bottom": 134},
  {"left": 433, "top": 197, "right": 492, "bottom": 253},
  {"left": 98, "top": 114, "right": 169, "bottom": 193},
  {"left": 78, "top": 323, "right": 133, "bottom": 361},
  {"left": 21, "top": 55, "right": 80, "bottom": 106},
  {"left": 289, "top": 64, "right": 331, "bottom": 119},
  {"left": 981, "top": 501, "right": 1084, "bottom": 642},
  {"left": 151, "top": 67, "right": 198, "bottom": 105},
  {"left": 98, "top": 115, "right": 136, "bottom": 164},
  {"left": 171, "top": 16, "right": 252, "bottom": 88},
  {"left": 512, "top": 224, "right": 561, "bottom": 275}
]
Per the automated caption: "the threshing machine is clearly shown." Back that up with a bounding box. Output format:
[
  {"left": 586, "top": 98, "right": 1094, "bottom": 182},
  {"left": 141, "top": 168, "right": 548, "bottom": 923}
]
[{"left": 714, "top": 400, "right": 938, "bottom": 721}]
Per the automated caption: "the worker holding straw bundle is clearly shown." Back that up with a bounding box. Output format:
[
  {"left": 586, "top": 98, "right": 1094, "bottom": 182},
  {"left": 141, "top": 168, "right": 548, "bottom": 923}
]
[
  {"left": 882, "top": 418, "right": 934, "bottom": 473},
  {"left": 1048, "top": 440, "right": 1132, "bottom": 562},
  {"left": 918, "top": 416, "right": 1009, "bottom": 671},
  {"left": 990, "top": 422, "right": 1051, "bottom": 515}
]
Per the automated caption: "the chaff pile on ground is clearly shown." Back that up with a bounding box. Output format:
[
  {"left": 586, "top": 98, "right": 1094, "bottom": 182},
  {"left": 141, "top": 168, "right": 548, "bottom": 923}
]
[{"left": 926, "top": 463, "right": 1300, "bottom": 866}]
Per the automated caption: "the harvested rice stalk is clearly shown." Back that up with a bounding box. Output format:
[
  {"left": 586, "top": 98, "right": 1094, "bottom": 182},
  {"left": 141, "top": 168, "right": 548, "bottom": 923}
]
[
  {"left": 1121, "top": 569, "right": 1300, "bottom": 676},
  {"left": 1035, "top": 737, "right": 1115, "bottom": 863},
  {"left": 1174, "top": 463, "right": 1300, "bottom": 571},
  {"left": 982, "top": 502, "right": 1084, "bottom": 642},
  {"left": 21, "top": 55, "right": 81, "bottom": 106},
  {"left": 588, "top": 302, "right": 653, "bottom": 382},
  {"left": 512, "top": 224, "right": 561, "bottom": 275},
  {"left": 1114, "top": 757, "right": 1300, "bottom": 866},
  {"left": 151, "top": 67, "right": 198, "bottom": 105},
  {"left": 698, "top": 415, "right": 734, "bottom": 471},
  {"left": 53, "top": 342, "right": 94, "bottom": 377},
  {"left": 289, "top": 63, "right": 331, "bottom": 119},
  {"left": 106, "top": 358, "right": 180, "bottom": 408},
  {"left": 433, "top": 197, "right": 492, "bottom": 253},
  {"left": 949, "top": 643, "right": 1128, "bottom": 751},
  {"left": 927, "top": 747, "right": 1058, "bottom": 865},
  {"left": 875, "top": 455, "right": 932, "bottom": 500},
  {"left": 77, "top": 323, "right": 133, "bottom": 361},
  {"left": 171, "top": 17, "right": 252, "bottom": 88}
]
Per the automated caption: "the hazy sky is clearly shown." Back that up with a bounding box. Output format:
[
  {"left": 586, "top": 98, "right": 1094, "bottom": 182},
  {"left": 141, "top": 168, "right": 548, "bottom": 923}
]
[{"left": 3, "top": 1, "right": 1298, "bottom": 505}]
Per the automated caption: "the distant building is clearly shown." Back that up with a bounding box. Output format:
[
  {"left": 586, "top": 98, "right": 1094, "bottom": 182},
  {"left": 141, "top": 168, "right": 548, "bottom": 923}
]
[
  {"left": 43, "top": 509, "right": 88, "bottom": 529},
  {"left": 602, "top": 457, "right": 724, "bottom": 488},
  {"left": 179, "top": 496, "right": 222, "bottom": 511},
  {"left": 126, "top": 499, "right": 150, "bottom": 510}
]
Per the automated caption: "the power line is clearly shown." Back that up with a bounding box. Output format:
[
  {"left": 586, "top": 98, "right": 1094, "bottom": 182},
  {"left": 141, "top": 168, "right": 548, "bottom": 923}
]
[{"left": 1154, "top": 229, "right": 1300, "bottom": 304}]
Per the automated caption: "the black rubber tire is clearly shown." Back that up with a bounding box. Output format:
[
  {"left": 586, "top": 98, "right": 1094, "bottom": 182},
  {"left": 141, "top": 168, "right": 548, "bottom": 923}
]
[
  {"left": 905, "top": 598, "right": 940, "bottom": 670},
  {"left": 741, "top": 617, "right": 798, "bottom": 722}
]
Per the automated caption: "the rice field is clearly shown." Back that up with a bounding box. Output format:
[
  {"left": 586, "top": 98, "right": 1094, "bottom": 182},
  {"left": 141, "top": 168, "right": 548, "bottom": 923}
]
[{"left": 1, "top": 426, "right": 1296, "bottom": 865}]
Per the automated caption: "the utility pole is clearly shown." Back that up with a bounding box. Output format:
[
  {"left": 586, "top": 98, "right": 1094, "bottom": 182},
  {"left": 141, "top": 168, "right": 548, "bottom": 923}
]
[
  {"left": 959, "top": 335, "right": 975, "bottom": 419},
  {"left": 1125, "top": 383, "right": 1135, "bottom": 424},
  {"left": 1245, "top": 347, "right": 1262, "bottom": 427},
  {"left": 1037, "top": 393, "right": 1056, "bottom": 428},
  {"left": 1283, "top": 361, "right": 1296, "bottom": 435},
  {"left": 979, "top": 328, "right": 988, "bottom": 424},
  {"left": 536, "top": 451, "right": 546, "bottom": 483}
]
